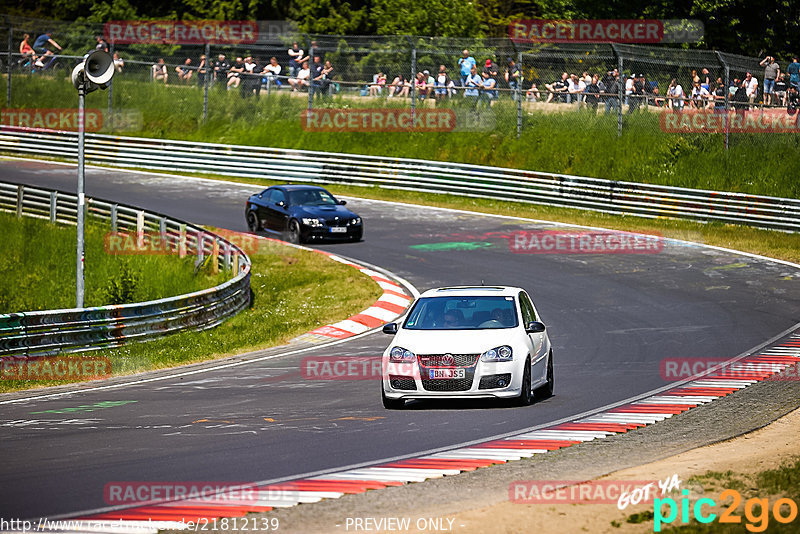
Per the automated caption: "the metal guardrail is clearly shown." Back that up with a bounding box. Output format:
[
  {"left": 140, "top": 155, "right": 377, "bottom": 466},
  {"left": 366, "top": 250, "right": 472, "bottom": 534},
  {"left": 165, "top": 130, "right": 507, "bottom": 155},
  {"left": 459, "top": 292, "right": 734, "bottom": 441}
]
[
  {"left": 0, "top": 179, "right": 251, "bottom": 357},
  {"left": 1, "top": 127, "right": 799, "bottom": 232}
]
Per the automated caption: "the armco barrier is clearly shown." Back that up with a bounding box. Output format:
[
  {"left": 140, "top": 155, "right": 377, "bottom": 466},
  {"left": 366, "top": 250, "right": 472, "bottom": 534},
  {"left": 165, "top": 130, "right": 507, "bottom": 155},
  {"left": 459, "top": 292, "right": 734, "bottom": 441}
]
[
  {"left": 0, "top": 180, "right": 251, "bottom": 357},
  {"left": 0, "top": 127, "right": 799, "bottom": 231}
]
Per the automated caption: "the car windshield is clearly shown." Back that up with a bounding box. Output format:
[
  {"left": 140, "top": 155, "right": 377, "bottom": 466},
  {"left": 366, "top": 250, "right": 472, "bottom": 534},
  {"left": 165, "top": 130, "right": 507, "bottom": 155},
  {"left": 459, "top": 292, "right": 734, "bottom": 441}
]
[
  {"left": 287, "top": 189, "right": 338, "bottom": 206},
  {"left": 403, "top": 296, "right": 519, "bottom": 330}
]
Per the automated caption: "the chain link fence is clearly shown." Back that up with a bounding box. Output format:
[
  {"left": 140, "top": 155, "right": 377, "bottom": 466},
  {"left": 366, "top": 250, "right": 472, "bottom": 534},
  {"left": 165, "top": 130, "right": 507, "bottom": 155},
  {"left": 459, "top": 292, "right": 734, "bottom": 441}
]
[{"left": 2, "top": 15, "right": 799, "bottom": 153}]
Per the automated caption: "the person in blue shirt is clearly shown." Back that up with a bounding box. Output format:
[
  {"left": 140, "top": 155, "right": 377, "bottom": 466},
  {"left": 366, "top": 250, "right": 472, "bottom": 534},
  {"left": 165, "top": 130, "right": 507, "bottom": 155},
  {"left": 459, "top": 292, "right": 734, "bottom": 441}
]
[
  {"left": 478, "top": 70, "right": 497, "bottom": 107},
  {"left": 464, "top": 65, "right": 481, "bottom": 106},
  {"left": 787, "top": 56, "right": 800, "bottom": 91},
  {"left": 32, "top": 32, "right": 62, "bottom": 57},
  {"left": 458, "top": 49, "right": 476, "bottom": 87}
]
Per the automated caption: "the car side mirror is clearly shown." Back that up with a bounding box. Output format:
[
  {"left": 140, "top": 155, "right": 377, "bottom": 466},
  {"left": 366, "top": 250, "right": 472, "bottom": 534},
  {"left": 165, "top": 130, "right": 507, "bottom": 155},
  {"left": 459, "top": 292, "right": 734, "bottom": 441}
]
[
  {"left": 338, "top": 199, "right": 347, "bottom": 205},
  {"left": 382, "top": 322, "right": 398, "bottom": 335},
  {"left": 526, "top": 321, "right": 546, "bottom": 334}
]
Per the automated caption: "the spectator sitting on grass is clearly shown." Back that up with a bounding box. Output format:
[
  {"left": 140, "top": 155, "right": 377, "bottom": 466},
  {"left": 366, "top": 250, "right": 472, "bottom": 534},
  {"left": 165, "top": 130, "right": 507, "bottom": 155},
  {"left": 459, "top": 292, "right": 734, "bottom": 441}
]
[
  {"left": 264, "top": 56, "right": 282, "bottom": 87},
  {"left": 478, "top": 69, "right": 497, "bottom": 107},
  {"left": 545, "top": 72, "right": 569, "bottom": 103},
  {"left": 774, "top": 73, "right": 788, "bottom": 106},
  {"left": 241, "top": 57, "right": 263, "bottom": 98},
  {"left": 175, "top": 58, "right": 193, "bottom": 83},
  {"left": 227, "top": 57, "right": 245, "bottom": 89},
  {"left": 667, "top": 78, "right": 685, "bottom": 109},
  {"left": 526, "top": 81, "right": 540, "bottom": 102},
  {"left": 690, "top": 80, "right": 710, "bottom": 109},
  {"left": 369, "top": 72, "right": 386, "bottom": 96},
  {"left": 289, "top": 61, "right": 310, "bottom": 91},
  {"left": 744, "top": 71, "right": 759, "bottom": 109},
  {"left": 152, "top": 58, "right": 168, "bottom": 84},
  {"left": 19, "top": 34, "right": 38, "bottom": 66},
  {"left": 113, "top": 52, "right": 124, "bottom": 73},
  {"left": 415, "top": 71, "right": 428, "bottom": 100},
  {"left": 388, "top": 75, "right": 410, "bottom": 98}
]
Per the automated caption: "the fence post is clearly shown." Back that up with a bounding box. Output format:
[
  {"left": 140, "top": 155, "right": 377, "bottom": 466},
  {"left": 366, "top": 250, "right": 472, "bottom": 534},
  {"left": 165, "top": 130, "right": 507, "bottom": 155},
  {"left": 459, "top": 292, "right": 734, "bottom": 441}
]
[
  {"left": 6, "top": 19, "right": 11, "bottom": 107},
  {"left": 517, "top": 50, "right": 523, "bottom": 139},
  {"left": 108, "top": 43, "right": 114, "bottom": 131},
  {"left": 611, "top": 44, "right": 623, "bottom": 137},
  {"left": 203, "top": 42, "right": 210, "bottom": 123},
  {"left": 16, "top": 184, "right": 23, "bottom": 217},
  {"left": 50, "top": 191, "right": 57, "bottom": 223},
  {"left": 408, "top": 36, "right": 416, "bottom": 123},
  {"left": 715, "top": 51, "right": 730, "bottom": 150},
  {"left": 307, "top": 36, "right": 314, "bottom": 111}
]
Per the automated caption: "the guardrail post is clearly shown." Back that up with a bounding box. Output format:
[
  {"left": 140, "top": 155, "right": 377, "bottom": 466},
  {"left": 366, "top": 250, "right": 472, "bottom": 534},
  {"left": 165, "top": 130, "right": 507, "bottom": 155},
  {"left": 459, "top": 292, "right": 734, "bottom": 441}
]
[
  {"left": 110, "top": 204, "right": 118, "bottom": 231},
  {"left": 197, "top": 232, "right": 205, "bottom": 265},
  {"left": 223, "top": 239, "right": 231, "bottom": 271},
  {"left": 233, "top": 251, "right": 239, "bottom": 273},
  {"left": 211, "top": 238, "right": 219, "bottom": 274},
  {"left": 203, "top": 42, "right": 210, "bottom": 123},
  {"left": 50, "top": 191, "right": 57, "bottom": 222},
  {"left": 179, "top": 224, "right": 186, "bottom": 257},
  {"left": 136, "top": 210, "right": 145, "bottom": 248},
  {"left": 16, "top": 184, "right": 23, "bottom": 217},
  {"left": 159, "top": 217, "right": 167, "bottom": 252}
]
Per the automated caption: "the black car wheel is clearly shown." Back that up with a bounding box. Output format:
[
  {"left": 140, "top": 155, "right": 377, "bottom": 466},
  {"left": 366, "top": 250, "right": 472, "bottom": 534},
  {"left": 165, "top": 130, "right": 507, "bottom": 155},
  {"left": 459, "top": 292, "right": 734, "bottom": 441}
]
[
  {"left": 514, "top": 357, "right": 533, "bottom": 406},
  {"left": 246, "top": 211, "right": 261, "bottom": 232},
  {"left": 286, "top": 219, "right": 302, "bottom": 244},
  {"left": 535, "top": 350, "right": 554, "bottom": 400},
  {"left": 382, "top": 387, "right": 405, "bottom": 410}
]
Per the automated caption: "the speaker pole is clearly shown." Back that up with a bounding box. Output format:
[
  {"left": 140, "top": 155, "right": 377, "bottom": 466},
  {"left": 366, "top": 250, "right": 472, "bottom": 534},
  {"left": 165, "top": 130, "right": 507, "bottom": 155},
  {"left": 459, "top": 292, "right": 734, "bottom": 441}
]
[{"left": 76, "top": 80, "right": 86, "bottom": 308}]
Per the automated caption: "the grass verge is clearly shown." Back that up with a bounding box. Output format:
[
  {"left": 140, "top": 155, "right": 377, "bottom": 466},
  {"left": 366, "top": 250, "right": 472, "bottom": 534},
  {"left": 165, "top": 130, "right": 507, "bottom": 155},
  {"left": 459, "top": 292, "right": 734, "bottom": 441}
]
[{"left": 0, "top": 236, "right": 382, "bottom": 393}]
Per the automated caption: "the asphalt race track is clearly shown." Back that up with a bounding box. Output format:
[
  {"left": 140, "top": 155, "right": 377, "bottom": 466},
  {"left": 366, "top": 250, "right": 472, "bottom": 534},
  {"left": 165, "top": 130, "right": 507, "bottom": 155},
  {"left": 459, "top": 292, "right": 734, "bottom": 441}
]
[{"left": 1, "top": 159, "right": 799, "bottom": 520}]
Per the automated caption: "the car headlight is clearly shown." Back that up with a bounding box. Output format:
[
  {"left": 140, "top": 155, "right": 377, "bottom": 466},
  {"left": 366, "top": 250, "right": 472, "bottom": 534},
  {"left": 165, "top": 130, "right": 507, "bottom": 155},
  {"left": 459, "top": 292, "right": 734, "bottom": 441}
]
[
  {"left": 349, "top": 217, "right": 362, "bottom": 225},
  {"left": 480, "top": 345, "right": 513, "bottom": 362},
  {"left": 389, "top": 346, "right": 416, "bottom": 362},
  {"left": 302, "top": 218, "right": 323, "bottom": 227}
]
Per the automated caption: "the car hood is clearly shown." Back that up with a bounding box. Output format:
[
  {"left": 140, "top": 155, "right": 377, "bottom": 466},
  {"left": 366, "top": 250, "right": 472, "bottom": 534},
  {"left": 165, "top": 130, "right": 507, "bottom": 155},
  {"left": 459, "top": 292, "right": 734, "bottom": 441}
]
[
  {"left": 293, "top": 205, "right": 357, "bottom": 220},
  {"left": 388, "top": 328, "right": 519, "bottom": 355}
]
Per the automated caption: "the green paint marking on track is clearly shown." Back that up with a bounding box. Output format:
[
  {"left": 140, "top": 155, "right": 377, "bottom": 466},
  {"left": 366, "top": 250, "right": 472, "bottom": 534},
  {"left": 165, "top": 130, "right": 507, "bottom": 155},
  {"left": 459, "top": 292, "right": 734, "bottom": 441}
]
[
  {"left": 708, "top": 262, "right": 749, "bottom": 271},
  {"left": 410, "top": 242, "right": 494, "bottom": 252},
  {"left": 31, "top": 400, "right": 138, "bottom": 415}
]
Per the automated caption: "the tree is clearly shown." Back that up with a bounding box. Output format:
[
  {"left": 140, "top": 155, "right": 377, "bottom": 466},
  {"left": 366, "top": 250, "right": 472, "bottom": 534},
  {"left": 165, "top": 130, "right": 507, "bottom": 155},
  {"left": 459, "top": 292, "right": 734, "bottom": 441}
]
[{"left": 372, "top": 0, "right": 483, "bottom": 37}]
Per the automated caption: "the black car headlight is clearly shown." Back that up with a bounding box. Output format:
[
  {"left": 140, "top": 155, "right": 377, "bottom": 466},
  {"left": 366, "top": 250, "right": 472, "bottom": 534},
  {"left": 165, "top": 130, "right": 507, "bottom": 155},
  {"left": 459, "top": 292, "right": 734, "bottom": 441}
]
[
  {"left": 480, "top": 345, "right": 513, "bottom": 362},
  {"left": 302, "top": 218, "right": 323, "bottom": 227},
  {"left": 389, "top": 346, "right": 416, "bottom": 363}
]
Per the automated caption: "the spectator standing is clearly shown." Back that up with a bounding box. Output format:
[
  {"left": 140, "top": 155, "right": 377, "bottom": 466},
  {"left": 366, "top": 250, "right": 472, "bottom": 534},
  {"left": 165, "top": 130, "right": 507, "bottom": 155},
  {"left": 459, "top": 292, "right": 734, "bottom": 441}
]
[
  {"left": 464, "top": 65, "right": 481, "bottom": 105},
  {"left": 584, "top": 74, "right": 600, "bottom": 111},
  {"left": 288, "top": 42, "right": 303, "bottom": 77},
  {"left": 289, "top": 61, "right": 310, "bottom": 91},
  {"left": 700, "top": 68, "right": 711, "bottom": 91},
  {"left": 113, "top": 52, "right": 124, "bottom": 73},
  {"left": 599, "top": 70, "right": 619, "bottom": 114},
  {"left": 567, "top": 73, "right": 585, "bottom": 105},
  {"left": 152, "top": 58, "right": 168, "bottom": 84},
  {"left": 627, "top": 74, "right": 645, "bottom": 113},
  {"left": 95, "top": 35, "right": 109, "bottom": 53},
  {"left": 690, "top": 80, "right": 710, "bottom": 109},
  {"left": 214, "top": 54, "right": 230, "bottom": 86},
  {"left": 310, "top": 55, "right": 324, "bottom": 96},
  {"left": 786, "top": 56, "right": 800, "bottom": 91},
  {"left": 733, "top": 79, "right": 749, "bottom": 113},
  {"left": 713, "top": 78, "right": 727, "bottom": 110},
  {"left": 624, "top": 74, "right": 634, "bottom": 106},
  {"left": 458, "top": 49, "right": 476, "bottom": 87},
  {"left": 434, "top": 65, "right": 451, "bottom": 102},
  {"left": 241, "top": 57, "right": 263, "bottom": 98},
  {"left": 483, "top": 58, "right": 498, "bottom": 78},
  {"left": 176, "top": 58, "right": 193, "bottom": 83},
  {"left": 505, "top": 58, "right": 520, "bottom": 99},
  {"left": 760, "top": 56, "right": 780, "bottom": 106},
  {"left": 196, "top": 54, "right": 207, "bottom": 85},
  {"left": 744, "top": 72, "right": 758, "bottom": 109},
  {"left": 667, "top": 79, "right": 685, "bottom": 109}
]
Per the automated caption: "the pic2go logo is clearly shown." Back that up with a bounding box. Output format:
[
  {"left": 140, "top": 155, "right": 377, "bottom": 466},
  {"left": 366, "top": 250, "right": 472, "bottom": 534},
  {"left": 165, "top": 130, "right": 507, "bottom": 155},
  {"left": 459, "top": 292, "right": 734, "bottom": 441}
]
[{"left": 654, "top": 489, "right": 799, "bottom": 532}]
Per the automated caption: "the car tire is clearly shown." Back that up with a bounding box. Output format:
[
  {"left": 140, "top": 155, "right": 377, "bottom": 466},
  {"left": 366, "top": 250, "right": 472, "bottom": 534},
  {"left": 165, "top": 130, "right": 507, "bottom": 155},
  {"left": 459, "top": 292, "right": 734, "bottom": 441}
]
[
  {"left": 514, "top": 357, "right": 533, "bottom": 406},
  {"left": 535, "top": 350, "right": 554, "bottom": 400},
  {"left": 286, "top": 219, "right": 302, "bottom": 244},
  {"left": 382, "top": 388, "right": 405, "bottom": 410},
  {"left": 246, "top": 211, "right": 261, "bottom": 232}
]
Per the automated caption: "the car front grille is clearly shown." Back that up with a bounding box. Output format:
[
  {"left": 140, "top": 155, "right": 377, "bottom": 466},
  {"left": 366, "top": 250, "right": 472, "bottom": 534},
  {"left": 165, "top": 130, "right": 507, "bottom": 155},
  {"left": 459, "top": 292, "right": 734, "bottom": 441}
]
[
  {"left": 421, "top": 375, "right": 474, "bottom": 391},
  {"left": 418, "top": 354, "right": 479, "bottom": 368},
  {"left": 478, "top": 373, "right": 512, "bottom": 390},
  {"left": 388, "top": 375, "right": 416, "bottom": 391}
]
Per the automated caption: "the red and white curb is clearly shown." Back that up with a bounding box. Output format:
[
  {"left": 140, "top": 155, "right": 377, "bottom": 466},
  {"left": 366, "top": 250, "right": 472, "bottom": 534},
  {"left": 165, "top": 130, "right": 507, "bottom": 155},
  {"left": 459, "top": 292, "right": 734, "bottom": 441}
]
[{"left": 61, "top": 333, "right": 800, "bottom": 532}]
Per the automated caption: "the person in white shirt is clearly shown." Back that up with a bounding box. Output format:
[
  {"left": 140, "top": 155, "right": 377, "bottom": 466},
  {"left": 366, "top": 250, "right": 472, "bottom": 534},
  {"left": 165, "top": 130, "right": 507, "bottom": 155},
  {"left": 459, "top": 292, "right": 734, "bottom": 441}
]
[
  {"left": 567, "top": 74, "right": 586, "bottom": 104},
  {"left": 744, "top": 72, "right": 759, "bottom": 109},
  {"left": 289, "top": 61, "right": 310, "bottom": 91},
  {"left": 690, "top": 81, "right": 711, "bottom": 109},
  {"left": 287, "top": 42, "right": 303, "bottom": 77},
  {"left": 667, "top": 79, "right": 685, "bottom": 109},
  {"left": 625, "top": 75, "right": 634, "bottom": 105}
]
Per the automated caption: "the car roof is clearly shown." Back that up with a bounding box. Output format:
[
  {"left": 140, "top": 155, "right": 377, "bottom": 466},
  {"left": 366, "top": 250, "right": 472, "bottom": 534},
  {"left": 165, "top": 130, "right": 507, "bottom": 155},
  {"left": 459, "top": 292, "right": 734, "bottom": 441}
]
[
  {"left": 270, "top": 184, "right": 329, "bottom": 192},
  {"left": 418, "top": 286, "right": 525, "bottom": 298}
]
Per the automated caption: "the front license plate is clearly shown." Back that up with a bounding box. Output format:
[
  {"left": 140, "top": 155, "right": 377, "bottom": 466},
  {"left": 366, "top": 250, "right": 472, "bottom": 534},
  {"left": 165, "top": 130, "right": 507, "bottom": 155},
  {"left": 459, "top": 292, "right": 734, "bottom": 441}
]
[
  {"left": 330, "top": 227, "right": 347, "bottom": 233},
  {"left": 429, "top": 368, "right": 465, "bottom": 379}
]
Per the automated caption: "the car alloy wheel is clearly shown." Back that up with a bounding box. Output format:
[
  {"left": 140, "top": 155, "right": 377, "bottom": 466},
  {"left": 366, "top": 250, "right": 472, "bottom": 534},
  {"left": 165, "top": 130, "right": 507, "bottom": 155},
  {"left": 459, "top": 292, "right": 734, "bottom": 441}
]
[
  {"left": 515, "top": 357, "right": 533, "bottom": 406},
  {"left": 286, "top": 219, "right": 302, "bottom": 244},
  {"left": 535, "top": 350, "right": 554, "bottom": 400},
  {"left": 246, "top": 211, "right": 261, "bottom": 232}
]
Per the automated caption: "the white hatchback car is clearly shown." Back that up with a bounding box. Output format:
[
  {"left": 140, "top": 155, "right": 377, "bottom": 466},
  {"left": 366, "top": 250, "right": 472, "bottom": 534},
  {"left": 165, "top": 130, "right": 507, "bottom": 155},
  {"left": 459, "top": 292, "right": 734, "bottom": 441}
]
[{"left": 381, "top": 286, "right": 553, "bottom": 409}]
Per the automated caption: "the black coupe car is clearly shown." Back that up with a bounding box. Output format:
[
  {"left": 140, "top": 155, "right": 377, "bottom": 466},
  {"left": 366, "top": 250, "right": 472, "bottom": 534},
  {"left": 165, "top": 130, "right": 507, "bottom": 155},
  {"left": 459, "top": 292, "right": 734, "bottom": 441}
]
[{"left": 245, "top": 185, "right": 363, "bottom": 244}]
